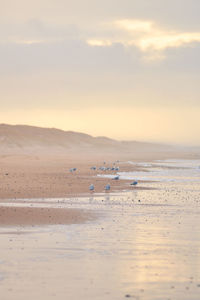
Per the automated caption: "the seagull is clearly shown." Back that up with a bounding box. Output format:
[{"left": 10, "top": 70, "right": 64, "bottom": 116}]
[
  {"left": 113, "top": 175, "right": 119, "bottom": 180},
  {"left": 130, "top": 181, "right": 138, "bottom": 186},
  {"left": 89, "top": 184, "right": 94, "bottom": 191},
  {"left": 90, "top": 166, "right": 96, "bottom": 170},
  {"left": 105, "top": 184, "right": 110, "bottom": 191},
  {"left": 99, "top": 166, "right": 105, "bottom": 171}
]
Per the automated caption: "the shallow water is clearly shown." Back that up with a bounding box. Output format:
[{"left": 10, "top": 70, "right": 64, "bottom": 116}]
[
  {"left": 1, "top": 159, "right": 200, "bottom": 300},
  {"left": 99, "top": 159, "right": 200, "bottom": 182}
]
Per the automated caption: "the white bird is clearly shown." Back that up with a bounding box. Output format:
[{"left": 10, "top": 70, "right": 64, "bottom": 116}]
[
  {"left": 89, "top": 184, "right": 94, "bottom": 191},
  {"left": 99, "top": 166, "right": 105, "bottom": 171},
  {"left": 90, "top": 166, "right": 96, "bottom": 170},
  {"left": 105, "top": 184, "right": 110, "bottom": 191}
]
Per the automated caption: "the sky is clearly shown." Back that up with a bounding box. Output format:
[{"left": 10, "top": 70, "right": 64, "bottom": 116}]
[{"left": 0, "top": 0, "right": 200, "bottom": 145}]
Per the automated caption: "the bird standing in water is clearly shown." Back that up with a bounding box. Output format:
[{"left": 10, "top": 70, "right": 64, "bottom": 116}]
[
  {"left": 89, "top": 184, "right": 94, "bottom": 191},
  {"left": 105, "top": 184, "right": 110, "bottom": 191}
]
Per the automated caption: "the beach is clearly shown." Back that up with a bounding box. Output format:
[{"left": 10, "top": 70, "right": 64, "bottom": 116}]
[
  {"left": 0, "top": 157, "right": 200, "bottom": 299},
  {"left": 0, "top": 154, "right": 134, "bottom": 200},
  {"left": 0, "top": 151, "right": 198, "bottom": 200},
  {"left": 1, "top": 0, "right": 200, "bottom": 298},
  {"left": 0, "top": 156, "right": 200, "bottom": 299},
  {"left": 0, "top": 206, "right": 93, "bottom": 226}
]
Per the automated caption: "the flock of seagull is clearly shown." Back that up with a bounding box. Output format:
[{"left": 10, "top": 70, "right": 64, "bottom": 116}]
[{"left": 69, "top": 162, "right": 138, "bottom": 192}]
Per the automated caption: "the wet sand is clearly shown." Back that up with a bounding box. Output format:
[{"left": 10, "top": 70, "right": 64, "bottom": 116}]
[
  {"left": 0, "top": 152, "right": 198, "bottom": 199},
  {"left": 0, "top": 154, "right": 152, "bottom": 199},
  {"left": 0, "top": 180, "right": 200, "bottom": 299},
  {"left": 0, "top": 158, "right": 200, "bottom": 300},
  {"left": 0, "top": 206, "right": 93, "bottom": 226},
  {"left": 0, "top": 153, "right": 161, "bottom": 226}
]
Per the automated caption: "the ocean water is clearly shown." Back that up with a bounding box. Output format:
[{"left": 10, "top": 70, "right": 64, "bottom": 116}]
[
  {"left": 98, "top": 159, "right": 200, "bottom": 183},
  {"left": 0, "top": 159, "right": 200, "bottom": 300}
]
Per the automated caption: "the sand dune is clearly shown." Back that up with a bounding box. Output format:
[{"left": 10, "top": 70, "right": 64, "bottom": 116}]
[
  {"left": 0, "top": 123, "right": 174, "bottom": 154},
  {"left": 0, "top": 123, "right": 199, "bottom": 199}
]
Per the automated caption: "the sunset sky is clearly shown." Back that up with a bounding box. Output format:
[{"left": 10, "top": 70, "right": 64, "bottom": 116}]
[{"left": 1, "top": 0, "right": 200, "bottom": 145}]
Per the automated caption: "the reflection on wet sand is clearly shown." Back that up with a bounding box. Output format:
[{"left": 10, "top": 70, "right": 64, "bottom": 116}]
[{"left": 0, "top": 160, "right": 200, "bottom": 299}]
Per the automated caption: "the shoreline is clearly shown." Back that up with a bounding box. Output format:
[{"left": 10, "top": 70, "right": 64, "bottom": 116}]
[
  {"left": 0, "top": 153, "right": 199, "bottom": 226},
  {"left": 0, "top": 155, "right": 200, "bottom": 299},
  {"left": 0, "top": 152, "right": 197, "bottom": 200},
  {"left": 0, "top": 155, "right": 150, "bottom": 200}
]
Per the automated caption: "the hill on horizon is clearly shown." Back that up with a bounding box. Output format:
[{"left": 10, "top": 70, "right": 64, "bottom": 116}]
[{"left": 0, "top": 123, "right": 175, "bottom": 155}]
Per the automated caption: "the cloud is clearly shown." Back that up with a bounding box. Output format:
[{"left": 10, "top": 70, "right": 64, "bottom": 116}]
[
  {"left": 86, "top": 19, "right": 200, "bottom": 60},
  {"left": 2, "top": 16, "right": 200, "bottom": 62},
  {"left": 0, "top": 17, "right": 200, "bottom": 113},
  {"left": 87, "top": 39, "right": 112, "bottom": 47},
  {"left": 115, "top": 19, "right": 153, "bottom": 33}
]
